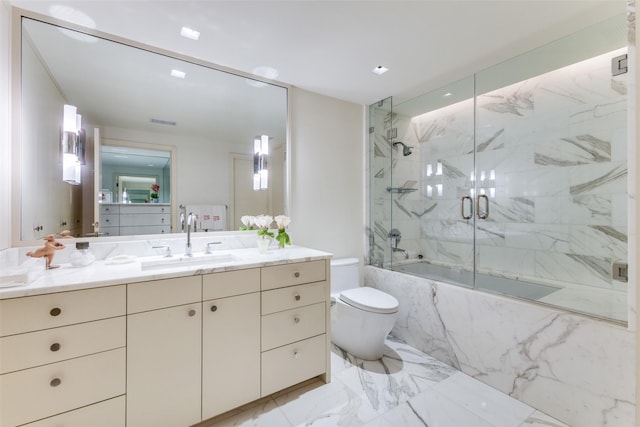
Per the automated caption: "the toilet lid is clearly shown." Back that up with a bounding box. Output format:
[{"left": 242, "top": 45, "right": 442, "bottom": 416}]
[{"left": 339, "top": 287, "right": 399, "bottom": 314}]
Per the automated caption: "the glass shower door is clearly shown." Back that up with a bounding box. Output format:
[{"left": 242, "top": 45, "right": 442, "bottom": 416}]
[
  {"left": 473, "top": 14, "right": 628, "bottom": 320},
  {"left": 392, "top": 77, "right": 476, "bottom": 287}
]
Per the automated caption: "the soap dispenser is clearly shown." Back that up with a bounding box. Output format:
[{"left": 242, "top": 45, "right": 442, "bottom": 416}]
[{"left": 69, "top": 241, "right": 96, "bottom": 267}]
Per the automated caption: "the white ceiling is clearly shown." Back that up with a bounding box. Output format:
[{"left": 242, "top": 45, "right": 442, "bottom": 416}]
[{"left": 10, "top": 0, "right": 626, "bottom": 106}]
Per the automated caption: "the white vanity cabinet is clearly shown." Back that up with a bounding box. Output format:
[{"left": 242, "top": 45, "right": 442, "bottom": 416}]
[
  {"left": 126, "top": 275, "right": 202, "bottom": 427},
  {"left": 0, "top": 253, "right": 331, "bottom": 427},
  {"left": 0, "top": 286, "right": 126, "bottom": 427},
  {"left": 260, "top": 260, "right": 331, "bottom": 396},
  {"left": 202, "top": 268, "right": 261, "bottom": 419},
  {"left": 119, "top": 204, "right": 171, "bottom": 236},
  {"left": 99, "top": 203, "right": 171, "bottom": 236}
]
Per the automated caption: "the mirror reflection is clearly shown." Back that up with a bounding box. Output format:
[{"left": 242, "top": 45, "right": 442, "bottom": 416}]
[{"left": 19, "top": 16, "right": 288, "bottom": 241}]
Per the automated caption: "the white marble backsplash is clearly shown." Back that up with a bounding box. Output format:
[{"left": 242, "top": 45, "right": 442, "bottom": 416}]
[{"left": 365, "top": 266, "right": 635, "bottom": 427}]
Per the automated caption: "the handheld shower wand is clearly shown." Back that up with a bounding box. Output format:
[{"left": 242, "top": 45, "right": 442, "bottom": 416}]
[{"left": 393, "top": 141, "right": 413, "bottom": 156}]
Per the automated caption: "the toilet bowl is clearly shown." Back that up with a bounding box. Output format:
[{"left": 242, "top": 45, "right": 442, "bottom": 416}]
[{"left": 330, "top": 258, "right": 399, "bottom": 360}]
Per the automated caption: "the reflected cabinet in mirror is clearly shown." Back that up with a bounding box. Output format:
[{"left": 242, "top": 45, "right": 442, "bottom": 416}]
[{"left": 17, "top": 14, "right": 288, "bottom": 242}]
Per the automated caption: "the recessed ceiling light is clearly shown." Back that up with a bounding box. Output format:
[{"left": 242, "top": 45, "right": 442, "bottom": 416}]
[
  {"left": 170, "top": 69, "right": 186, "bottom": 79},
  {"left": 372, "top": 65, "right": 389, "bottom": 75},
  {"left": 443, "top": 92, "right": 452, "bottom": 97},
  {"left": 180, "top": 26, "right": 200, "bottom": 40}
]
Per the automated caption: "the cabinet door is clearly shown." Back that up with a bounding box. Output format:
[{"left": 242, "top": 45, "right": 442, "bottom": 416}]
[
  {"left": 202, "top": 293, "right": 260, "bottom": 420},
  {"left": 127, "top": 303, "right": 202, "bottom": 427}
]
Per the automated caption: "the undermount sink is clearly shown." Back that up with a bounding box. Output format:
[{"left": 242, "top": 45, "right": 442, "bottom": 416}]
[{"left": 140, "top": 252, "right": 237, "bottom": 270}]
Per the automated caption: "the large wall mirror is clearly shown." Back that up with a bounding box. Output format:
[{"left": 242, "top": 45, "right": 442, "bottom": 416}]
[{"left": 17, "top": 13, "right": 288, "bottom": 242}]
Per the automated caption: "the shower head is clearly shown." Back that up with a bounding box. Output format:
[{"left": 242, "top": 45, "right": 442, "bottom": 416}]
[{"left": 393, "top": 141, "right": 413, "bottom": 156}]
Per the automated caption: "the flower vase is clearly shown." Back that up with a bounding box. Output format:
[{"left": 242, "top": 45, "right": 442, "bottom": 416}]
[
  {"left": 151, "top": 198, "right": 159, "bottom": 203},
  {"left": 257, "top": 238, "right": 269, "bottom": 254}
]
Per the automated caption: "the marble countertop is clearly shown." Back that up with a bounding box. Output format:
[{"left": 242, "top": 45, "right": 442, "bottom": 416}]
[{"left": 0, "top": 245, "right": 332, "bottom": 299}]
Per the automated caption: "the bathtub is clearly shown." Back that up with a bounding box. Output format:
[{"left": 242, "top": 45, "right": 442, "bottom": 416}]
[{"left": 391, "top": 261, "right": 560, "bottom": 300}]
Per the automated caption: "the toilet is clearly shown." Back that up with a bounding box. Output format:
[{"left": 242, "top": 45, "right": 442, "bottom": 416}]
[{"left": 330, "top": 258, "right": 399, "bottom": 360}]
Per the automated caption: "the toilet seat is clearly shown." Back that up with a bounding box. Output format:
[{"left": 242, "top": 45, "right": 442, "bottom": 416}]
[{"left": 339, "top": 287, "right": 399, "bottom": 314}]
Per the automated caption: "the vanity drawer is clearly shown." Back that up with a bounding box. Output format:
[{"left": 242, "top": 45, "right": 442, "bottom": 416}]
[
  {"left": 128, "top": 276, "right": 201, "bottom": 314},
  {"left": 22, "top": 395, "right": 125, "bottom": 427},
  {"left": 0, "top": 348, "right": 126, "bottom": 427},
  {"left": 0, "top": 285, "right": 126, "bottom": 336},
  {"left": 119, "top": 213, "right": 170, "bottom": 226},
  {"left": 262, "top": 281, "right": 327, "bottom": 315},
  {"left": 119, "top": 225, "right": 171, "bottom": 235},
  {"left": 261, "top": 302, "right": 326, "bottom": 351},
  {"left": 100, "top": 226, "right": 120, "bottom": 236},
  {"left": 0, "top": 316, "right": 125, "bottom": 374},
  {"left": 99, "top": 204, "right": 120, "bottom": 215},
  {"left": 100, "top": 214, "right": 120, "bottom": 226},
  {"left": 261, "top": 334, "right": 326, "bottom": 396},
  {"left": 120, "top": 205, "right": 170, "bottom": 214},
  {"left": 203, "top": 268, "right": 260, "bottom": 300},
  {"left": 261, "top": 260, "right": 326, "bottom": 291}
]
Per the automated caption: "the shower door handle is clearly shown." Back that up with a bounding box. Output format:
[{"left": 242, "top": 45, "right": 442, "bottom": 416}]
[
  {"left": 461, "top": 196, "right": 472, "bottom": 220},
  {"left": 476, "top": 194, "right": 489, "bottom": 219}
]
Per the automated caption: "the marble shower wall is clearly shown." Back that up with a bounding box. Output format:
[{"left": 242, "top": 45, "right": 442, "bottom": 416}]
[
  {"left": 365, "top": 266, "right": 635, "bottom": 427},
  {"left": 370, "top": 47, "right": 628, "bottom": 294}
]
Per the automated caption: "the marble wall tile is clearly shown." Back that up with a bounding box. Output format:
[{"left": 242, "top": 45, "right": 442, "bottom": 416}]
[
  {"left": 364, "top": 266, "right": 635, "bottom": 427},
  {"left": 534, "top": 252, "right": 613, "bottom": 289},
  {"left": 476, "top": 245, "right": 537, "bottom": 277},
  {"left": 503, "top": 223, "right": 571, "bottom": 253}
]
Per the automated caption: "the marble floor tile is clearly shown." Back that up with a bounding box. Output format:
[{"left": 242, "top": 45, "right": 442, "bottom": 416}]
[
  {"left": 432, "top": 372, "right": 537, "bottom": 426},
  {"left": 203, "top": 337, "right": 567, "bottom": 427}
]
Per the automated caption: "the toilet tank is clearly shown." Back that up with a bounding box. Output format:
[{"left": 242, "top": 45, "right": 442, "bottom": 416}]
[{"left": 330, "top": 258, "right": 360, "bottom": 293}]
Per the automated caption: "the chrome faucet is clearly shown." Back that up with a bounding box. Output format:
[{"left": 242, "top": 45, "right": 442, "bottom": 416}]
[
  {"left": 185, "top": 212, "right": 195, "bottom": 256},
  {"left": 392, "top": 247, "right": 410, "bottom": 259},
  {"left": 388, "top": 228, "right": 409, "bottom": 259}
]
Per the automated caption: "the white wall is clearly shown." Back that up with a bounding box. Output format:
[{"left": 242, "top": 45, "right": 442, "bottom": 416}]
[
  {"left": 0, "top": 0, "right": 11, "bottom": 250},
  {"left": 289, "top": 87, "right": 364, "bottom": 259}
]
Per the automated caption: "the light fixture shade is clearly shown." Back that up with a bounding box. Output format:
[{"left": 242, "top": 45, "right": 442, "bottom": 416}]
[
  {"left": 63, "top": 104, "right": 77, "bottom": 132},
  {"left": 62, "top": 153, "right": 81, "bottom": 185},
  {"left": 253, "top": 135, "right": 269, "bottom": 191},
  {"left": 62, "top": 104, "right": 82, "bottom": 184}
]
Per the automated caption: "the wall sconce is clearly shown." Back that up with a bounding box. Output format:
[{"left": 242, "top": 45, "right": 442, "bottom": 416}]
[
  {"left": 62, "top": 104, "right": 82, "bottom": 185},
  {"left": 253, "top": 135, "right": 269, "bottom": 191}
]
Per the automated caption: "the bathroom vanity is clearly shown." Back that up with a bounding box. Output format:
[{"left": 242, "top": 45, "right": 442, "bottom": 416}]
[
  {"left": 100, "top": 203, "right": 172, "bottom": 236},
  {"left": 0, "top": 245, "right": 331, "bottom": 427}
]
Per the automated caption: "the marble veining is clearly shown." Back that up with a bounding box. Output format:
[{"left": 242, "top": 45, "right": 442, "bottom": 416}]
[
  {"left": 365, "top": 266, "right": 634, "bottom": 427},
  {"left": 202, "top": 337, "right": 567, "bottom": 427}
]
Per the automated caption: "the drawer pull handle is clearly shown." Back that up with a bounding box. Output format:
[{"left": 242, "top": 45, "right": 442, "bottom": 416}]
[
  {"left": 50, "top": 307, "right": 62, "bottom": 317},
  {"left": 294, "top": 272, "right": 300, "bottom": 278},
  {"left": 293, "top": 351, "right": 300, "bottom": 359},
  {"left": 50, "top": 378, "right": 62, "bottom": 387},
  {"left": 210, "top": 305, "right": 218, "bottom": 312},
  {"left": 50, "top": 343, "right": 61, "bottom": 352},
  {"left": 188, "top": 309, "right": 196, "bottom": 317},
  {"left": 294, "top": 294, "right": 301, "bottom": 301},
  {"left": 294, "top": 316, "right": 301, "bottom": 324}
]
